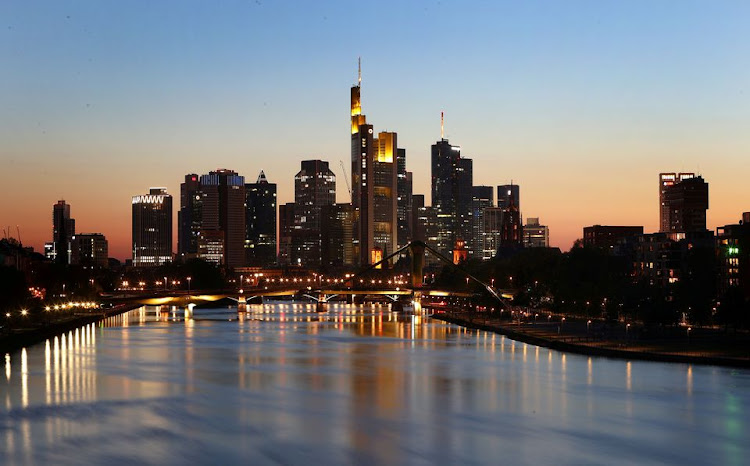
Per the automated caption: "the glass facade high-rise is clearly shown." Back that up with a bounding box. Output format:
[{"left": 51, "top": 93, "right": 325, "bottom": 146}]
[
  {"left": 245, "top": 170, "right": 277, "bottom": 266},
  {"left": 51, "top": 200, "right": 75, "bottom": 264},
  {"left": 293, "top": 160, "right": 336, "bottom": 267},
  {"left": 132, "top": 188, "right": 172, "bottom": 266},
  {"left": 178, "top": 174, "right": 201, "bottom": 258},
  {"left": 432, "top": 138, "right": 473, "bottom": 258},
  {"left": 472, "top": 186, "right": 494, "bottom": 259},
  {"left": 659, "top": 172, "right": 694, "bottom": 233},
  {"left": 663, "top": 175, "right": 708, "bottom": 234},
  {"left": 350, "top": 63, "right": 402, "bottom": 265},
  {"left": 178, "top": 170, "right": 246, "bottom": 268}
]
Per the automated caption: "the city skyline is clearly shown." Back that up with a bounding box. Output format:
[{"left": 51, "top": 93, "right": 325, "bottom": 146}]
[{"left": 2, "top": 1, "right": 749, "bottom": 259}]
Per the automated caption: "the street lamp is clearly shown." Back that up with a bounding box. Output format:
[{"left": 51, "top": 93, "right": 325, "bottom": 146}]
[
  {"left": 626, "top": 323, "right": 631, "bottom": 339},
  {"left": 164, "top": 277, "right": 167, "bottom": 291},
  {"left": 491, "top": 278, "right": 495, "bottom": 288},
  {"left": 687, "top": 326, "right": 692, "bottom": 343},
  {"left": 587, "top": 320, "right": 592, "bottom": 332},
  {"left": 187, "top": 277, "right": 192, "bottom": 292}
]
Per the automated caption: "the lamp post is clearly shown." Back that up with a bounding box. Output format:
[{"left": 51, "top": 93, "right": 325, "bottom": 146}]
[
  {"left": 187, "top": 277, "right": 192, "bottom": 293},
  {"left": 687, "top": 326, "right": 692, "bottom": 344},
  {"left": 626, "top": 323, "right": 631, "bottom": 340},
  {"left": 587, "top": 320, "right": 592, "bottom": 333}
]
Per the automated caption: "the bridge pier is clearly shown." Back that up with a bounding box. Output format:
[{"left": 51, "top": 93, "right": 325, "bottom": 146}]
[{"left": 185, "top": 303, "right": 195, "bottom": 319}]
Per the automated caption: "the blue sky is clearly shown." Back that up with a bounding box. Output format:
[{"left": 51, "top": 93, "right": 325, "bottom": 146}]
[{"left": 2, "top": 1, "right": 749, "bottom": 258}]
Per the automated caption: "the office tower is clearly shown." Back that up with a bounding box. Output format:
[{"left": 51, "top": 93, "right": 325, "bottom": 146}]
[
  {"left": 663, "top": 175, "right": 709, "bottom": 234},
  {"left": 432, "top": 135, "right": 473, "bottom": 259},
  {"left": 52, "top": 200, "right": 75, "bottom": 264},
  {"left": 397, "top": 148, "right": 413, "bottom": 248},
  {"left": 411, "top": 194, "right": 425, "bottom": 243},
  {"left": 195, "top": 169, "right": 246, "bottom": 268},
  {"left": 659, "top": 172, "right": 695, "bottom": 232},
  {"left": 350, "top": 63, "right": 402, "bottom": 266},
  {"left": 321, "top": 203, "right": 355, "bottom": 268},
  {"left": 71, "top": 233, "right": 108, "bottom": 268},
  {"left": 132, "top": 188, "right": 172, "bottom": 266},
  {"left": 481, "top": 207, "right": 503, "bottom": 260},
  {"left": 523, "top": 218, "right": 550, "bottom": 248},
  {"left": 497, "top": 184, "right": 520, "bottom": 210},
  {"left": 472, "top": 186, "right": 494, "bottom": 258},
  {"left": 293, "top": 160, "right": 336, "bottom": 267},
  {"left": 497, "top": 183, "right": 522, "bottom": 249},
  {"left": 278, "top": 202, "right": 296, "bottom": 265},
  {"left": 178, "top": 174, "right": 201, "bottom": 258},
  {"left": 245, "top": 171, "right": 277, "bottom": 266}
]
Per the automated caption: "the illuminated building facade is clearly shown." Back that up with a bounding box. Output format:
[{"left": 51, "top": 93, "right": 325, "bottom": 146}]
[
  {"left": 498, "top": 184, "right": 522, "bottom": 249},
  {"left": 51, "top": 200, "right": 75, "bottom": 264},
  {"left": 472, "top": 186, "right": 494, "bottom": 259},
  {"left": 663, "top": 175, "right": 708, "bottom": 234},
  {"left": 245, "top": 171, "right": 277, "bottom": 266},
  {"left": 350, "top": 63, "right": 401, "bottom": 265},
  {"left": 293, "top": 160, "right": 336, "bottom": 267},
  {"left": 481, "top": 207, "right": 503, "bottom": 260},
  {"left": 71, "top": 233, "right": 108, "bottom": 268},
  {"left": 522, "top": 218, "right": 550, "bottom": 248},
  {"left": 132, "top": 188, "right": 172, "bottom": 266},
  {"left": 659, "top": 172, "right": 695, "bottom": 232},
  {"left": 397, "top": 148, "right": 413, "bottom": 248},
  {"left": 321, "top": 203, "right": 355, "bottom": 268},
  {"left": 178, "top": 174, "right": 201, "bottom": 258},
  {"left": 716, "top": 216, "right": 750, "bottom": 299},
  {"left": 184, "top": 169, "right": 246, "bottom": 268},
  {"left": 431, "top": 138, "right": 473, "bottom": 258}
]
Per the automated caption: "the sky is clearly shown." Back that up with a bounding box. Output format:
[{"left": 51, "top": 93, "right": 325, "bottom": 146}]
[{"left": 1, "top": 0, "right": 749, "bottom": 260}]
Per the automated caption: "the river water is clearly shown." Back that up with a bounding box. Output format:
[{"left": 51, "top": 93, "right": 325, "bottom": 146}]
[{"left": 1, "top": 303, "right": 748, "bottom": 465}]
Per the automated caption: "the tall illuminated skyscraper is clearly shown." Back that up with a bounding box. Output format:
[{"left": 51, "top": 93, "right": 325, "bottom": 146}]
[
  {"left": 350, "top": 60, "right": 401, "bottom": 265},
  {"left": 432, "top": 132, "right": 473, "bottom": 259},
  {"left": 293, "top": 160, "right": 336, "bottom": 267},
  {"left": 198, "top": 169, "right": 246, "bottom": 269},
  {"left": 659, "top": 172, "right": 694, "bottom": 232},
  {"left": 51, "top": 200, "right": 75, "bottom": 264},
  {"left": 132, "top": 188, "right": 172, "bottom": 266},
  {"left": 245, "top": 171, "right": 277, "bottom": 266}
]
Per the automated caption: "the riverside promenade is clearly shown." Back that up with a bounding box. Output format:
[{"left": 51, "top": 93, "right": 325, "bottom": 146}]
[
  {"left": 434, "top": 311, "right": 750, "bottom": 368},
  {"left": 0, "top": 303, "right": 141, "bottom": 355}
]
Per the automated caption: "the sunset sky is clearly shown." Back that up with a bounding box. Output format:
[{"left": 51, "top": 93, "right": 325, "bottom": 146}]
[{"left": 2, "top": 1, "right": 749, "bottom": 260}]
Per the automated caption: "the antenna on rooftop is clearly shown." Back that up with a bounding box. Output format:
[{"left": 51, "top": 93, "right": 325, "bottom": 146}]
[
  {"left": 441, "top": 111, "right": 444, "bottom": 139},
  {"left": 358, "top": 57, "right": 361, "bottom": 85}
]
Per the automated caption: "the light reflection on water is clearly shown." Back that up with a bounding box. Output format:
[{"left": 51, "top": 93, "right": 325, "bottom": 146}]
[{"left": 1, "top": 303, "right": 749, "bottom": 465}]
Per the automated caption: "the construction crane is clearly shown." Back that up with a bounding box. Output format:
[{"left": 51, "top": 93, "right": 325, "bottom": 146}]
[{"left": 339, "top": 160, "right": 352, "bottom": 202}]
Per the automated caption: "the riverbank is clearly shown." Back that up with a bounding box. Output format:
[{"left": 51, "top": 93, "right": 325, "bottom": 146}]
[
  {"left": 433, "top": 312, "right": 750, "bottom": 368},
  {"left": 0, "top": 303, "right": 141, "bottom": 355}
]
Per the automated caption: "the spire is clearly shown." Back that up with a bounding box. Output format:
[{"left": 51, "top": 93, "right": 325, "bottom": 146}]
[
  {"left": 257, "top": 170, "right": 267, "bottom": 183},
  {"left": 441, "top": 111, "right": 444, "bottom": 139},
  {"left": 358, "top": 57, "right": 361, "bottom": 86}
]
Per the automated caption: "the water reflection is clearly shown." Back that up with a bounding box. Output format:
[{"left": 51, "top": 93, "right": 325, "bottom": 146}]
[{"left": 0, "top": 303, "right": 748, "bottom": 464}]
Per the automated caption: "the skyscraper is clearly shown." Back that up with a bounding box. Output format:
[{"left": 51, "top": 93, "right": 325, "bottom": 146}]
[
  {"left": 197, "top": 169, "right": 246, "bottom": 268},
  {"left": 51, "top": 200, "right": 75, "bottom": 264},
  {"left": 293, "top": 160, "right": 336, "bottom": 267},
  {"left": 432, "top": 136, "right": 473, "bottom": 258},
  {"left": 498, "top": 183, "right": 522, "bottom": 249},
  {"left": 245, "top": 171, "right": 277, "bottom": 266},
  {"left": 350, "top": 61, "right": 402, "bottom": 265},
  {"left": 178, "top": 174, "right": 201, "bottom": 258},
  {"left": 659, "top": 172, "right": 694, "bottom": 232},
  {"left": 397, "top": 148, "right": 413, "bottom": 248},
  {"left": 472, "top": 186, "right": 494, "bottom": 259},
  {"left": 132, "top": 188, "right": 172, "bottom": 266},
  {"left": 663, "top": 175, "right": 709, "bottom": 234}
]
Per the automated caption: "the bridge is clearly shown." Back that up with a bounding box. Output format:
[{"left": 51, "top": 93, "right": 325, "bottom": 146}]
[{"left": 101, "top": 241, "right": 514, "bottom": 311}]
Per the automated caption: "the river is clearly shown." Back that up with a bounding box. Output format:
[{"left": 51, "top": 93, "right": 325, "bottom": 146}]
[{"left": 1, "top": 303, "right": 748, "bottom": 464}]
